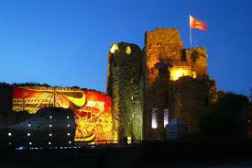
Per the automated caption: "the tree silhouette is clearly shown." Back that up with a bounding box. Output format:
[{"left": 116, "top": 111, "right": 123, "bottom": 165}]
[
  {"left": 200, "top": 92, "right": 249, "bottom": 140},
  {"left": 249, "top": 88, "right": 252, "bottom": 102}
]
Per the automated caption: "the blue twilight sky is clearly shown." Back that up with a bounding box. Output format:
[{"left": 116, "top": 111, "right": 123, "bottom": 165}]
[{"left": 0, "top": 0, "right": 251, "bottom": 95}]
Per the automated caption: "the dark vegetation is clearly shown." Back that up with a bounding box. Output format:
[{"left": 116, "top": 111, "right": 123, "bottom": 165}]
[
  {"left": 250, "top": 88, "right": 252, "bottom": 102},
  {"left": 0, "top": 82, "right": 107, "bottom": 93},
  {"left": 199, "top": 92, "right": 249, "bottom": 141}
]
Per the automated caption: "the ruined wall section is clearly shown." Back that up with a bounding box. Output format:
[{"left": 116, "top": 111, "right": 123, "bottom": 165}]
[
  {"left": 169, "top": 77, "right": 213, "bottom": 132},
  {"left": 144, "top": 28, "right": 184, "bottom": 86},
  {"left": 107, "top": 42, "right": 144, "bottom": 141},
  {"left": 183, "top": 48, "right": 208, "bottom": 77},
  {"left": 143, "top": 28, "right": 184, "bottom": 140},
  {"left": 143, "top": 28, "right": 212, "bottom": 140},
  {"left": 144, "top": 28, "right": 208, "bottom": 83}
]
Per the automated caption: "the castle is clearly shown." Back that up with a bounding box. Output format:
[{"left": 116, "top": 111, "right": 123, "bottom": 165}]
[
  {"left": 0, "top": 28, "right": 217, "bottom": 146},
  {"left": 107, "top": 28, "right": 216, "bottom": 141}
]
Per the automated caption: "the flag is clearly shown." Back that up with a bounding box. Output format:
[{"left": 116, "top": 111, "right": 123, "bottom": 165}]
[{"left": 189, "top": 15, "right": 208, "bottom": 31}]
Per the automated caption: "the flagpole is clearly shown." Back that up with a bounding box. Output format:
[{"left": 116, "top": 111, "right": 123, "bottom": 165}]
[
  {"left": 189, "top": 25, "right": 192, "bottom": 47},
  {"left": 189, "top": 14, "right": 193, "bottom": 47}
]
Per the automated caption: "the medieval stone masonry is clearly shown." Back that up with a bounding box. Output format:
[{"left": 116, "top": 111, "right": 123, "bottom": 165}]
[{"left": 107, "top": 28, "right": 216, "bottom": 141}]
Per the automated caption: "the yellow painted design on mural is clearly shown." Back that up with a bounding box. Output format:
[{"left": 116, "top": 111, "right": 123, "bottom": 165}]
[
  {"left": 86, "top": 100, "right": 104, "bottom": 112},
  {"left": 65, "top": 93, "right": 86, "bottom": 107},
  {"left": 12, "top": 86, "right": 115, "bottom": 144}
]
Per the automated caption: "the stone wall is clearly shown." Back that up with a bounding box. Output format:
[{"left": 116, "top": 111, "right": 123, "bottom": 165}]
[
  {"left": 170, "top": 77, "right": 213, "bottom": 132},
  {"left": 143, "top": 28, "right": 183, "bottom": 140},
  {"left": 183, "top": 48, "right": 208, "bottom": 76},
  {"left": 144, "top": 28, "right": 184, "bottom": 86},
  {"left": 144, "top": 29, "right": 208, "bottom": 84},
  {"left": 107, "top": 42, "right": 144, "bottom": 141},
  {"left": 143, "top": 28, "right": 212, "bottom": 140},
  {"left": 106, "top": 28, "right": 215, "bottom": 141}
]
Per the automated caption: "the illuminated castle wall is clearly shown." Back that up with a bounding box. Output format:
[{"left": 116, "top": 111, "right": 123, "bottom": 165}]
[
  {"left": 144, "top": 28, "right": 208, "bottom": 85},
  {"left": 107, "top": 42, "right": 144, "bottom": 141},
  {"left": 143, "top": 28, "right": 211, "bottom": 140},
  {"left": 107, "top": 28, "right": 215, "bottom": 141}
]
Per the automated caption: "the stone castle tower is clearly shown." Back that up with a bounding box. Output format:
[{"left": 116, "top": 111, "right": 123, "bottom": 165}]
[
  {"left": 143, "top": 28, "right": 212, "bottom": 140},
  {"left": 144, "top": 28, "right": 207, "bottom": 86},
  {"left": 107, "top": 28, "right": 216, "bottom": 142},
  {"left": 107, "top": 42, "right": 144, "bottom": 141}
]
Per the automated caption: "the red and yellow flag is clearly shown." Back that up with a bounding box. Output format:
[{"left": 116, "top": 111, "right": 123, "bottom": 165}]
[{"left": 189, "top": 15, "right": 208, "bottom": 31}]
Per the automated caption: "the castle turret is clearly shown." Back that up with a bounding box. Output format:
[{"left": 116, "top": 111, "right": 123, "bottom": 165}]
[{"left": 107, "top": 42, "right": 144, "bottom": 142}]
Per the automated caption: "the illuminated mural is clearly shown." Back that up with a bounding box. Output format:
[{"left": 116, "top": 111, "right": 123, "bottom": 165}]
[{"left": 12, "top": 86, "right": 114, "bottom": 143}]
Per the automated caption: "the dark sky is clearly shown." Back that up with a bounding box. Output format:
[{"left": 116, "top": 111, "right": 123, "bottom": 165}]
[{"left": 0, "top": 0, "right": 251, "bottom": 95}]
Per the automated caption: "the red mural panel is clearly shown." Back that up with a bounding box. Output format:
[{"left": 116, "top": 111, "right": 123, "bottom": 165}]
[{"left": 12, "top": 86, "right": 114, "bottom": 143}]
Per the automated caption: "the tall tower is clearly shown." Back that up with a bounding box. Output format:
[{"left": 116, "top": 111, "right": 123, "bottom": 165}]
[
  {"left": 144, "top": 28, "right": 184, "bottom": 86},
  {"left": 143, "top": 28, "right": 210, "bottom": 140},
  {"left": 107, "top": 42, "right": 144, "bottom": 142}
]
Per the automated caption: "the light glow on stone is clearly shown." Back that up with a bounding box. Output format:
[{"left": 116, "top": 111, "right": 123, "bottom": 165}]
[
  {"left": 125, "top": 46, "right": 132, "bottom": 55},
  {"left": 151, "top": 108, "right": 158, "bottom": 129},
  {"left": 110, "top": 43, "right": 119, "bottom": 54},
  {"left": 164, "top": 109, "right": 169, "bottom": 127},
  {"left": 170, "top": 66, "right": 196, "bottom": 81}
]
